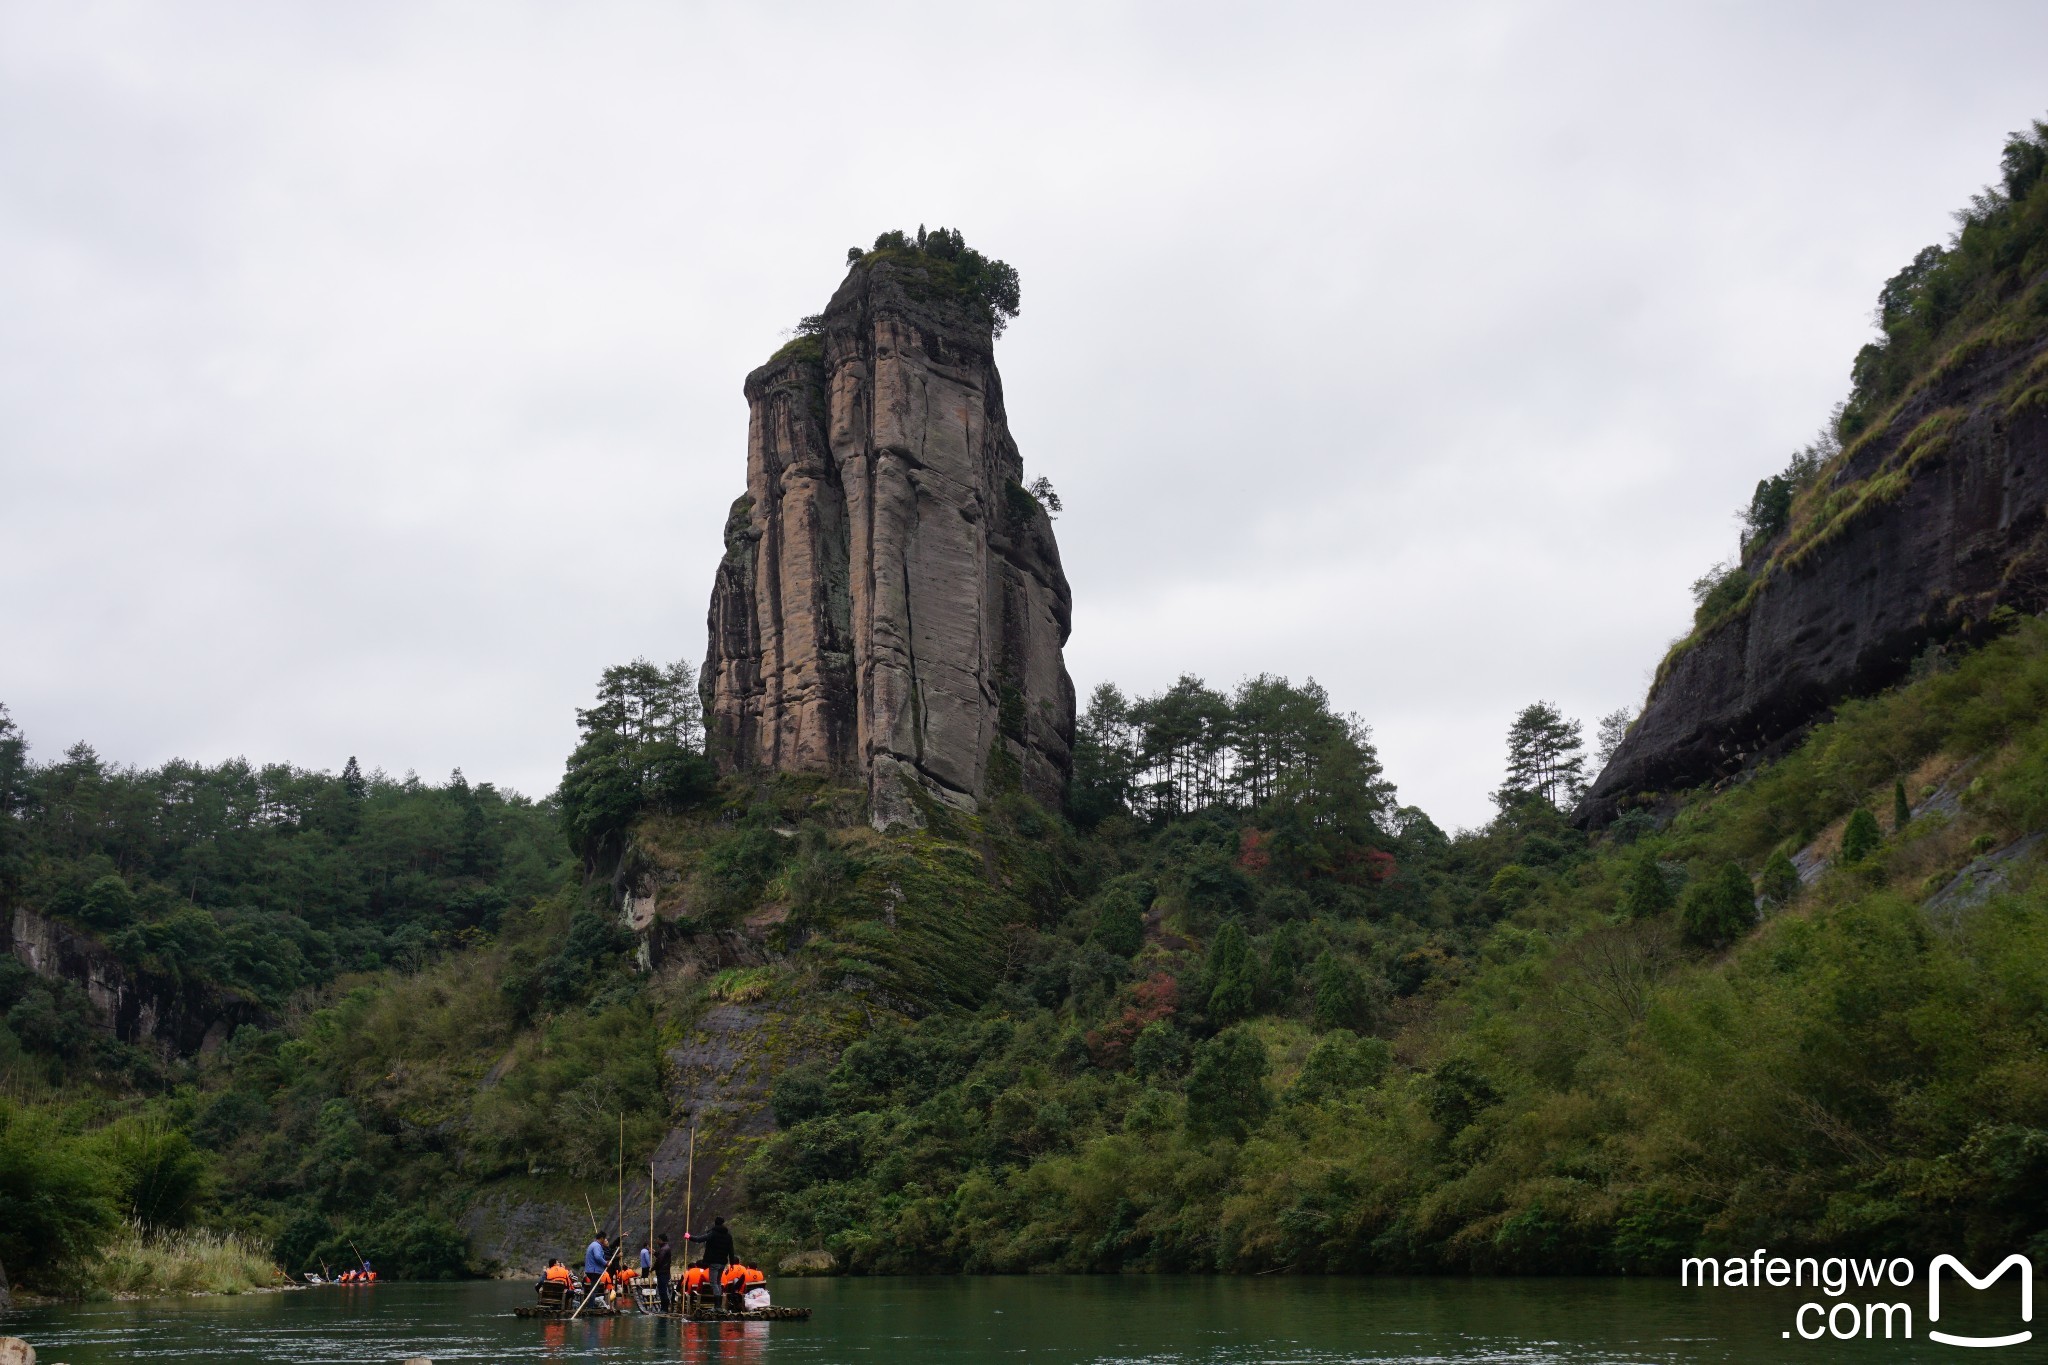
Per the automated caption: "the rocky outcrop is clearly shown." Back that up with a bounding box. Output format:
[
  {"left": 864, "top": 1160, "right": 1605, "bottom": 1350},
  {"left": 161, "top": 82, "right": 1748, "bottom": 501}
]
[
  {"left": 701, "top": 255, "right": 1075, "bottom": 828},
  {"left": 1581, "top": 334, "right": 2048, "bottom": 824},
  {"left": 3, "top": 908, "right": 275, "bottom": 1056}
]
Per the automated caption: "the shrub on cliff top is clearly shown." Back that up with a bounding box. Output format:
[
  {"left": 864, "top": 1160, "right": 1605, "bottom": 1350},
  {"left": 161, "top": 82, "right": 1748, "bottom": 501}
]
[{"left": 856, "top": 225, "right": 1022, "bottom": 336}]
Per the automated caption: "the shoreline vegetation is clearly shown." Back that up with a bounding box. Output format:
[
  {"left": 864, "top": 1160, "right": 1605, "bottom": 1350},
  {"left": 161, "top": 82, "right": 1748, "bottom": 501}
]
[{"left": 92, "top": 1225, "right": 281, "bottom": 1299}]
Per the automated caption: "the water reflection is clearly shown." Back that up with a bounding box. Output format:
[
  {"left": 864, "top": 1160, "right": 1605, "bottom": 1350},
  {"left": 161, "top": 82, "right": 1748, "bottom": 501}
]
[{"left": 0, "top": 1275, "right": 2030, "bottom": 1363}]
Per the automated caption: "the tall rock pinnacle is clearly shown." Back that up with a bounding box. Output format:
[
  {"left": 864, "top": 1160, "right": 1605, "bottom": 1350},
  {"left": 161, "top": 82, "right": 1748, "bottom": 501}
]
[{"left": 700, "top": 245, "right": 1075, "bottom": 827}]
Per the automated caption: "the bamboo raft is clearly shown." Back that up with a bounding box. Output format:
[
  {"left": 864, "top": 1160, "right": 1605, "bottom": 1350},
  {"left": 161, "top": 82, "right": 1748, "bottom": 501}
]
[
  {"left": 517, "top": 1116, "right": 812, "bottom": 1324},
  {"left": 513, "top": 1301, "right": 810, "bottom": 1322},
  {"left": 668, "top": 1305, "right": 812, "bottom": 1322},
  {"left": 515, "top": 1284, "right": 810, "bottom": 1322}
]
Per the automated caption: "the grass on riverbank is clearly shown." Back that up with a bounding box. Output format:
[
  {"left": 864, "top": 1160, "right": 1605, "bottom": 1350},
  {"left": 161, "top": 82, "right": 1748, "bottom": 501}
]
[{"left": 92, "top": 1224, "right": 280, "bottom": 1297}]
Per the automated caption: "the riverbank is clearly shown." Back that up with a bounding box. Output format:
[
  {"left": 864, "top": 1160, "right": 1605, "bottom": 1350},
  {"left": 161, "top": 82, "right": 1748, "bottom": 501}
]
[{"left": 85, "top": 1227, "right": 280, "bottom": 1300}]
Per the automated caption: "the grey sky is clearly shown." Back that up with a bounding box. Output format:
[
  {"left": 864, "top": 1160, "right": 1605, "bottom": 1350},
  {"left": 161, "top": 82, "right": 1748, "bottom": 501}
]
[{"left": 3, "top": 1, "right": 2044, "bottom": 829}]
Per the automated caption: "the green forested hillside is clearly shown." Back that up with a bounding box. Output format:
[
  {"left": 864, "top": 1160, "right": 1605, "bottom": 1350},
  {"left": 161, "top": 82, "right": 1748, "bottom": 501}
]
[
  {"left": 7, "top": 616, "right": 2048, "bottom": 1290},
  {"left": 738, "top": 626, "right": 2048, "bottom": 1273}
]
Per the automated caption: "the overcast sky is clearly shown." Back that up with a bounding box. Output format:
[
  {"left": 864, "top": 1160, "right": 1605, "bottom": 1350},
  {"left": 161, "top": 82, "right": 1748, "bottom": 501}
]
[{"left": 3, "top": 1, "right": 2044, "bottom": 830}]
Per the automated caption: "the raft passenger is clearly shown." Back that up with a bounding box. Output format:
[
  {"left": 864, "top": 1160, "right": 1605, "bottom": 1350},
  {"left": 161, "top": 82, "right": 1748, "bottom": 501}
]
[{"left": 653, "top": 1233, "right": 674, "bottom": 1311}]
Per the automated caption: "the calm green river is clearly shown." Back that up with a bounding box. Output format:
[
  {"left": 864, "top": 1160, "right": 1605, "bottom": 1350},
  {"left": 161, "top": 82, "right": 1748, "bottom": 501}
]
[{"left": 0, "top": 1275, "right": 2027, "bottom": 1362}]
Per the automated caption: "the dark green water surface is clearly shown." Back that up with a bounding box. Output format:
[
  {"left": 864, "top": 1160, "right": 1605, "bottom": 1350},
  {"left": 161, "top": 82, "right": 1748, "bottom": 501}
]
[{"left": 0, "top": 1275, "right": 2023, "bottom": 1363}]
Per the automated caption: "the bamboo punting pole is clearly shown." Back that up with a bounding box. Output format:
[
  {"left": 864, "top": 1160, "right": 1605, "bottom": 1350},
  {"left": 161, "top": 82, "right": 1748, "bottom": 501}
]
[{"left": 684, "top": 1121, "right": 696, "bottom": 1317}]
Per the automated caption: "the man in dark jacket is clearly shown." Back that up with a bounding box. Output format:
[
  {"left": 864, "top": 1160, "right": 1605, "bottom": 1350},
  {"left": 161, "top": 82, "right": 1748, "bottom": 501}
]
[
  {"left": 684, "top": 1216, "right": 735, "bottom": 1287},
  {"left": 652, "top": 1234, "right": 674, "bottom": 1312}
]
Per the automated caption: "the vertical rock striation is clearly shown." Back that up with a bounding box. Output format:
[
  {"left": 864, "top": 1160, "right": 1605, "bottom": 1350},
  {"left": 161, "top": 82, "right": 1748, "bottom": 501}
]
[{"left": 701, "top": 254, "right": 1075, "bottom": 826}]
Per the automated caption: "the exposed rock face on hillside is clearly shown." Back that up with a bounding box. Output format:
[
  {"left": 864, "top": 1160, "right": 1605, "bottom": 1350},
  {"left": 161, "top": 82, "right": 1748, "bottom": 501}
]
[
  {"left": 702, "top": 256, "right": 1075, "bottom": 827},
  {"left": 3, "top": 908, "right": 274, "bottom": 1055},
  {"left": 1581, "top": 336, "right": 2048, "bottom": 824}
]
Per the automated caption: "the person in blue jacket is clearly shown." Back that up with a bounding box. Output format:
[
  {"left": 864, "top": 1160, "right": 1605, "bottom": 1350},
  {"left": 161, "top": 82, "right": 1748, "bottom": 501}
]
[{"left": 584, "top": 1233, "right": 611, "bottom": 1286}]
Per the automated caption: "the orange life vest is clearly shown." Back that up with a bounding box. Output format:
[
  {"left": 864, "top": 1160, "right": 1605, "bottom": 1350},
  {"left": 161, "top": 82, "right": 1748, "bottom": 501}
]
[
  {"left": 684, "top": 1266, "right": 709, "bottom": 1289},
  {"left": 721, "top": 1264, "right": 744, "bottom": 1287},
  {"left": 545, "top": 1264, "right": 572, "bottom": 1284},
  {"left": 742, "top": 1267, "right": 765, "bottom": 1286}
]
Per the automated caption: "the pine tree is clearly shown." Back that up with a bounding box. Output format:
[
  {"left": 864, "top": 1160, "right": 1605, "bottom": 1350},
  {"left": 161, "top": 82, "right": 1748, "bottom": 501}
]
[
  {"left": 1496, "top": 702, "right": 1587, "bottom": 810},
  {"left": 1204, "top": 920, "right": 1255, "bottom": 1024},
  {"left": 1624, "top": 853, "right": 1675, "bottom": 919},
  {"left": 1312, "top": 950, "right": 1371, "bottom": 1032},
  {"left": 1183, "top": 1027, "right": 1272, "bottom": 1141},
  {"left": 1841, "top": 808, "right": 1883, "bottom": 863},
  {"left": 1594, "top": 708, "right": 1634, "bottom": 770}
]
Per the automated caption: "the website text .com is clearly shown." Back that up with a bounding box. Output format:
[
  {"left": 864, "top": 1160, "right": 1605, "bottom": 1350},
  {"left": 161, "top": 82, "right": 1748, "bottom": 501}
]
[{"left": 1679, "top": 1250, "right": 2033, "bottom": 1345}]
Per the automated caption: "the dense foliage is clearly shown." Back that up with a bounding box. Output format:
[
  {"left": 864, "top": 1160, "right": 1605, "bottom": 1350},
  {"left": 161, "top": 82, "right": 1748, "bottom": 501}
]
[
  {"left": 0, "top": 703, "right": 566, "bottom": 1090},
  {"left": 1841, "top": 117, "right": 2048, "bottom": 438},
  {"left": 0, "top": 675, "right": 649, "bottom": 1287},
  {"left": 558, "top": 657, "right": 714, "bottom": 870},
  {"left": 738, "top": 624, "right": 2048, "bottom": 1273},
  {"left": 8, "top": 617, "right": 2048, "bottom": 1287}
]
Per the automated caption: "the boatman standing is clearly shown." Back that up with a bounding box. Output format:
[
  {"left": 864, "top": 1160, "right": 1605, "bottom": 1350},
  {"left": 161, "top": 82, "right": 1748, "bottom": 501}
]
[
  {"left": 653, "top": 1234, "right": 674, "bottom": 1312},
  {"left": 584, "top": 1233, "right": 610, "bottom": 1287},
  {"left": 683, "top": 1216, "right": 735, "bottom": 1286}
]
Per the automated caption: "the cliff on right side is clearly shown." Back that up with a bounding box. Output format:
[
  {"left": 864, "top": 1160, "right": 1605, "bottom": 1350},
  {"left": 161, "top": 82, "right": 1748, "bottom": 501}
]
[{"left": 1582, "top": 119, "right": 2048, "bottom": 825}]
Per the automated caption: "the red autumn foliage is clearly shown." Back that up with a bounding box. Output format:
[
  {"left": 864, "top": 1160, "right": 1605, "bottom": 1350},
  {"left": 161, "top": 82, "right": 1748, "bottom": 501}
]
[
  {"left": 1085, "top": 972, "right": 1178, "bottom": 1067},
  {"left": 1237, "top": 828, "right": 1271, "bottom": 872}
]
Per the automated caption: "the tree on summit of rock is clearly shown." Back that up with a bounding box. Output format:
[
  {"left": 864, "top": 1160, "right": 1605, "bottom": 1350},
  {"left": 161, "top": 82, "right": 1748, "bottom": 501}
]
[
  {"left": 1496, "top": 702, "right": 1586, "bottom": 811},
  {"left": 860, "top": 225, "right": 1022, "bottom": 336}
]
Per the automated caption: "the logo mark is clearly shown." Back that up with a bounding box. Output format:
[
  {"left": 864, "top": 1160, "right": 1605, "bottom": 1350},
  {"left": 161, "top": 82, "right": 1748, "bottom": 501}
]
[{"left": 1928, "top": 1253, "right": 2033, "bottom": 1349}]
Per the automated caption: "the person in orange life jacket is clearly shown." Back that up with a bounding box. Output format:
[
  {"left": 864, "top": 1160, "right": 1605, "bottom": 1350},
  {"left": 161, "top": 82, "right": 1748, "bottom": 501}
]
[
  {"left": 681, "top": 1262, "right": 711, "bottom": 1306},
  {"left": 719, "top": 1261, "right": 746, "bottom": 1310},
  {"left": 539, "top": 1259, "right": 573, "bottom": 1287}
]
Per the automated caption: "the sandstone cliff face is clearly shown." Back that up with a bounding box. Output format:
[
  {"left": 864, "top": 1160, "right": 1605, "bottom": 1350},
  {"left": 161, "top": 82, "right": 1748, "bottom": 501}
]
[
  {"left": 3, "top": 907, "right": 275, "bottom": 1055},
  {"left": 1582, "top": 334, "right": 2048, "bottom": 824},
  {"left": 702, "top": 257, "right": 1075, "bottom": 826}
]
